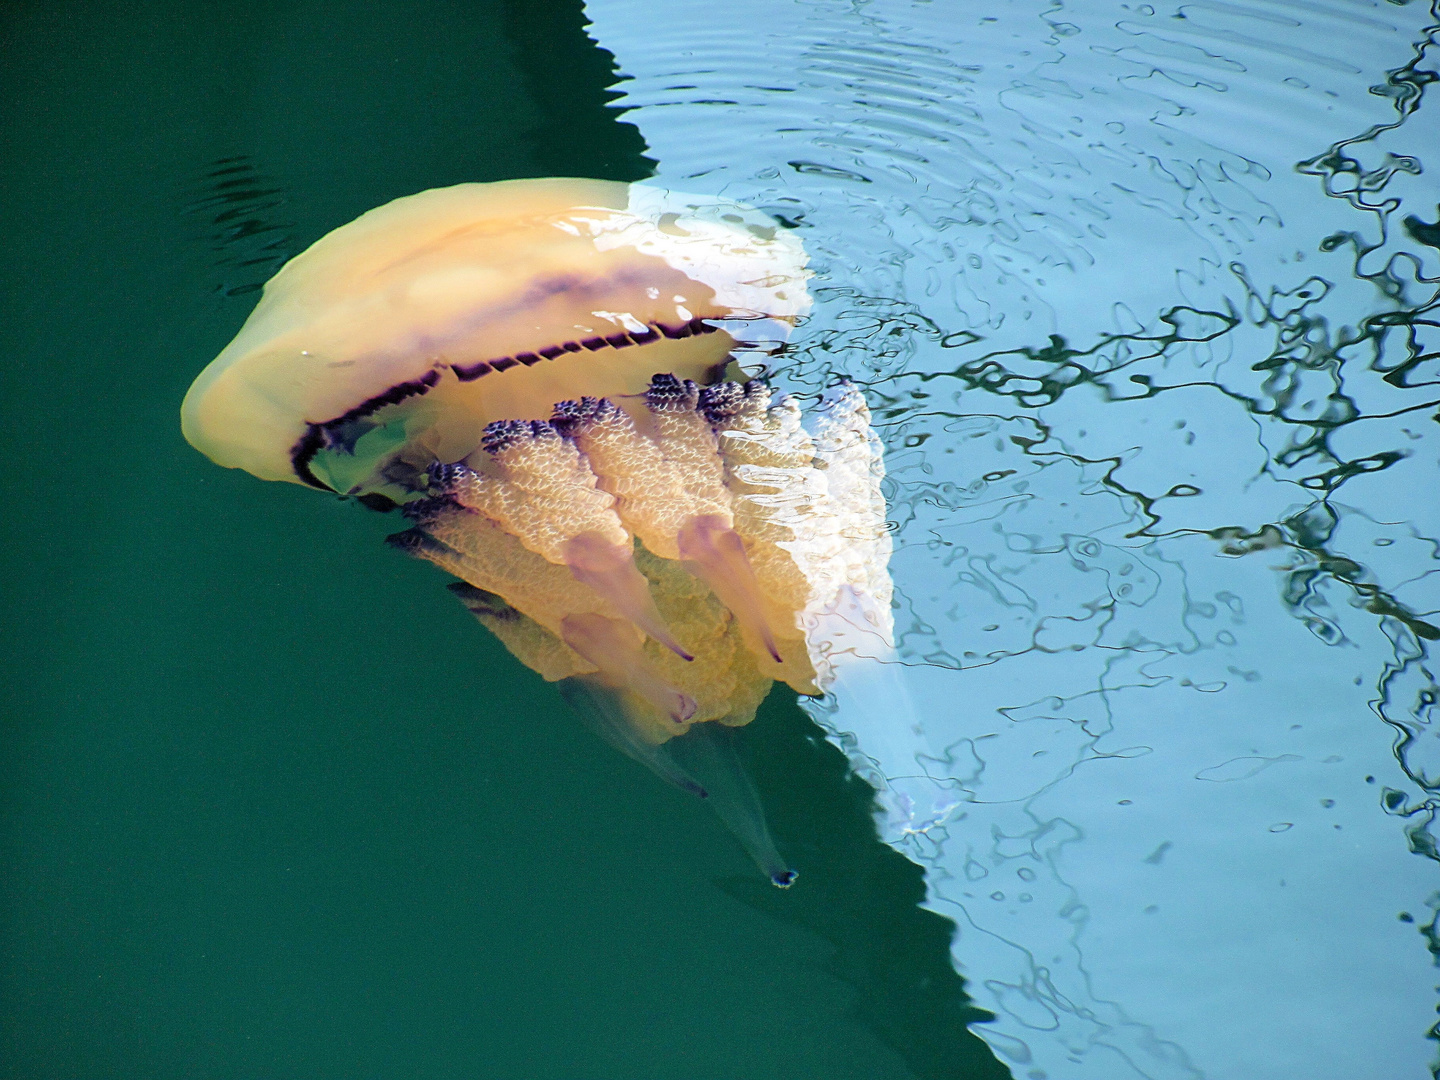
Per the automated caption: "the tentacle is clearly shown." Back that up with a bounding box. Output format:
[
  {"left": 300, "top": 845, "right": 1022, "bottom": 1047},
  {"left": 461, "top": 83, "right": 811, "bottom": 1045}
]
[
  {"left": 661, "top": 722, "right": 796, "bottom": 888},
  {"left": 455, "top": 420, "right": 629, "bottom": 562},
  {"left": 561, "top": 533, "right": 693, "bottom": 661},
  {"left": 645, "top": 374, "right": 733, "bottom": 515},
  {"left": 559, "top": 679, "right": 708, "bottom": 798},
  {"left": 677, "top": 513, "right": 782, "bottom": 663},
  {"left": 560, "top": 613, "right": 696, "bottom": 722},
  {"left": 552, "top": 396, "right": 690, "bottom": 560},
  {"left": 446, "top": 582, "right": 590, "bottom": 683}
]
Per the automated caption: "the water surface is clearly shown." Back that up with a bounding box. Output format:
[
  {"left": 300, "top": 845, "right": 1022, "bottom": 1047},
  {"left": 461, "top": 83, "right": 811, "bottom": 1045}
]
[
  {"left": 0, "top": 2, "right": 989, "bottom": 1078},
  {"left": 585, "top": 0, "right": 1440, "bottom": 1076},
  {"left": 2, "top": 0, "right": 1438, "bottom": 1078}
]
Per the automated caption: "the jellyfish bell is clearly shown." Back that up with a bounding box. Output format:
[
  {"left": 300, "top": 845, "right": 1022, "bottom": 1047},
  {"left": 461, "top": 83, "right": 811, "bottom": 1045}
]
[
  {"left": 182, "top": 178, "right": 894, "bottom": 888},
  {"left": 181, "top": 178, "right": 807, "bottom": 499}
]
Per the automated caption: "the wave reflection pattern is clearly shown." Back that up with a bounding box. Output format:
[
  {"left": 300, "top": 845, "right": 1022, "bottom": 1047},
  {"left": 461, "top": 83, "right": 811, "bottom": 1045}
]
[{"left": 584, "top": 0, "right": 1440, "bottom": 1076}]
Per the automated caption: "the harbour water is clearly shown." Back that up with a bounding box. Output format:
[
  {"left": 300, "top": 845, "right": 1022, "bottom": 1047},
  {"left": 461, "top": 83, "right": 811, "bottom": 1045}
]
[{"left": 2, "top": 0, "right": 1438, "bottom": 1077}]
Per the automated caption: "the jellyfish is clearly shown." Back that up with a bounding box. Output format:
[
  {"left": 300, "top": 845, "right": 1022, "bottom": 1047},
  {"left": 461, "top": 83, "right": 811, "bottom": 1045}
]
[{"left": 181, "top": 178, "right": 895, "bottom": 887}]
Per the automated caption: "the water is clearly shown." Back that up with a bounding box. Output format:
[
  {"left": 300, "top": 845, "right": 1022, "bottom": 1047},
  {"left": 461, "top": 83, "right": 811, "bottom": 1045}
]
[
  {"left": 584, "top": 0, "right": 1440, "bottom": 1076},
  {"left": 0, "top": 3, "right": 992, "bottom": 1078},
  {"left": 1, "top": 0, "right": 1437, "bottom": 1077}
]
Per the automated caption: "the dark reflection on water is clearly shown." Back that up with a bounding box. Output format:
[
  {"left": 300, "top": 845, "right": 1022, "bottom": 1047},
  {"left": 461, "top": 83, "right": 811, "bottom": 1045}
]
[
  {"left": 732, "top": 690, "right": 1009, "bottom": 1080},
  {"left": 2, "top": 0, "right": 996, "bottom": 1078},
  {"left": 498, "top": 0, "right": 655, "bottom": 179},
  {"left": 587, "top": 0, "right": 1440, "bottom": 1075}
]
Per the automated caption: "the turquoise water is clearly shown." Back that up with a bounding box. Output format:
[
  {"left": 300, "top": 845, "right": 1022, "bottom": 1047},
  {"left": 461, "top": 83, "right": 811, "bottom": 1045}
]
[
  {"left": 0, "top": 3, "right": 998, "bottom": 1078},
  {"left": 3, "top": 0, "right": 1439, "bottom": 1078}
]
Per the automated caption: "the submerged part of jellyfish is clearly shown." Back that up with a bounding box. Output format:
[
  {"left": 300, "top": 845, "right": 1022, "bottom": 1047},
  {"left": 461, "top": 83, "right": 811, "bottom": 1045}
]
[
  {"left": 394, "top": 376, "right": 892, "bottom": 884},
  {"left": 181, "top": 179, "right": 894, "bottom": 886}
]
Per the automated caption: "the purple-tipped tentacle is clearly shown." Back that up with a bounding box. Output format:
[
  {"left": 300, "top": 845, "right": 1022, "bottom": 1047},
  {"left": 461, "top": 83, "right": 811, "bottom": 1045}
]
[
  {"left": 385, "top": 526, "right": 456, "bottom": 556},
  {"left": 550, "top": 396, "right": 605, "bottom": 435},
  {"left": 481, "top": 419, "right": 532, "bottom": 455},
  {"left": 561, "top": 532, "right": 693, "bottom": 662},
  {"left": 560, "top": 613, "right": 697, "bottom": 723},
  {"left": 645, "top": 373, "right": 700, "bottom": 413},
  {"left": 697, "top": 381, "right": 745, "bottom": 427},
  {"left": 678, "top": 513, "right": 782, "bottom": 663},
  {"left": 400, "top": 493, "right": 463, "bottom": 524},
  {"left": 481, "top": 418, "right": 560, "bottom": 455},
  {"left": 446, "top": 581, "right": 522, "bottom": 622},
  {"left": 426, "top": 460, "right": 475, "bottom": 491}
]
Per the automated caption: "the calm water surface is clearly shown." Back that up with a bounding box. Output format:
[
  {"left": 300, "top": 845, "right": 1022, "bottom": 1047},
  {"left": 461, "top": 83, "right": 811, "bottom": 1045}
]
[{"left": 2, "top": 0, "right": 1438, "bottom": 1078}]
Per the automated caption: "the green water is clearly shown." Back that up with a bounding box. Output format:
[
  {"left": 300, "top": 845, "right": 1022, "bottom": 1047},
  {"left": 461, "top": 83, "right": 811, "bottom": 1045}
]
[{"left": 0, "top": 2, "right": 1002, "bottom": 1077}]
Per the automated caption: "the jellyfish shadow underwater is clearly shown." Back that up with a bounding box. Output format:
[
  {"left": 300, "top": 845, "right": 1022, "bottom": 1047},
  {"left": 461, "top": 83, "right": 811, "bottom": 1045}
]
[
  {"left": 722, "top": 685, "right": 1009, "bottom": 1080},
  {"left": 181, "top": 177, "right": 900, "bottom": 890}
]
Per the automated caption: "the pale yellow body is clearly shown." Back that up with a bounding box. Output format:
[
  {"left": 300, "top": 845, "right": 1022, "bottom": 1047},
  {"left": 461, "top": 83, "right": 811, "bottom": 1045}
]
[
  {"left": 181, "top": 178, "right": 807, "bottom": 489},
  {"left": 180, "top": 178, "right": 890, "bottom": 751}
]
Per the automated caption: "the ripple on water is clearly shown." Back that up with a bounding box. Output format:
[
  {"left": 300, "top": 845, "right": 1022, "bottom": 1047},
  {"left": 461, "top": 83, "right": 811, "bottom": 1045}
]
[{"left": 586, "top": 0, "right": 1440, "bottom": 1077}]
